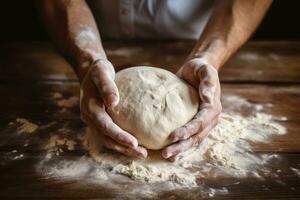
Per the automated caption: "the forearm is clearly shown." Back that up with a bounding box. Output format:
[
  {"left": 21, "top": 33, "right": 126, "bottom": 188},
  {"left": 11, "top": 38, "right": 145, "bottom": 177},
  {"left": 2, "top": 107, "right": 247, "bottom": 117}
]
[
  {"left": 37, "top": 0, "right": 106, "bottom": 82},
  {"left": 188, "top": 0, "right": 272, "bottom": 70}
]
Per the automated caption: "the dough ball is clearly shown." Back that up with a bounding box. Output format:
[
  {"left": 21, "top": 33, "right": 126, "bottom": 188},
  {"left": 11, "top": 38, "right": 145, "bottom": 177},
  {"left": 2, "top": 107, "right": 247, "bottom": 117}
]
[{"left": 108, "top": 67, "right": 199, "bottom": 150}]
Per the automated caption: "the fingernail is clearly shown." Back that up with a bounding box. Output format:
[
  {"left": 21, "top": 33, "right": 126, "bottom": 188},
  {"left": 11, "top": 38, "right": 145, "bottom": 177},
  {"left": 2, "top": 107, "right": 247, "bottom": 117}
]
[
  {"left": 162, "top": 151, "right": 172, "bottom": 159},
  {"left": 138, "top": 148, "right": 148, "bottom": 159}
]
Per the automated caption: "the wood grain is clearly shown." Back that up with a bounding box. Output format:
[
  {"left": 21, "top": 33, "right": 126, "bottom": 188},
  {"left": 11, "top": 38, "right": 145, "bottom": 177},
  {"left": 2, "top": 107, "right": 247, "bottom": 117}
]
[
  {"left": 1, "top": 41, "right": 300, "bottom": 82},
  {"left": 0, "top": 41, "right": 299, "bottom": 199}
]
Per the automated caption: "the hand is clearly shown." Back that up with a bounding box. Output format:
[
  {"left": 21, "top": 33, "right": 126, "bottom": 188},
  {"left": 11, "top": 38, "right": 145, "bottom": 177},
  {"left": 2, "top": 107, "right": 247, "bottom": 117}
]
[
  {"left": 80, "top": 59, "right": 147, "bottom": 158},
  {"left": 162, "top": 58, "right": 222, "bottom": 161}
]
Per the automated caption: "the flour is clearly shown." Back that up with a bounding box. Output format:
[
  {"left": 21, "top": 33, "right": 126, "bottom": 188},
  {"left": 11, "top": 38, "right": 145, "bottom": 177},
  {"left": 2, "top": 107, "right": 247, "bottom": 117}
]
[
  {"left": 82, "top": 110, "right": 285, "bottom": 184},
  {"left": 15, "top": 118, "right": 39, "bottom": 134},
  {"left": 75, "top": 27, "right": 97, "bottom": 49},
  {"left": 45, "top": 135, "right": 77, "bottom": 158},
  {"left": 290, "top": 167, "right": 300, "bottom": 177},
  {"left": 50, "top": 92, "right": 79, "bottom": 108},
  {"left": 113, "top": 161, "right": 197, "bottom": 186},
  {"left": 30, "top": 95, "right": 288, "bottom": 198},
  {"left": 56, "top": 96, "right": 79, "bottom": 108}
]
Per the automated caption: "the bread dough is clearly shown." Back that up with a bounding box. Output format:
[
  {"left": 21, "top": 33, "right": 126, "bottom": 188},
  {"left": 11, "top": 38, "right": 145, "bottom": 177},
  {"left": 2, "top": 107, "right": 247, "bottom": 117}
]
[{"left": 108, "top": 67, "right": 199, "bottom": 150}]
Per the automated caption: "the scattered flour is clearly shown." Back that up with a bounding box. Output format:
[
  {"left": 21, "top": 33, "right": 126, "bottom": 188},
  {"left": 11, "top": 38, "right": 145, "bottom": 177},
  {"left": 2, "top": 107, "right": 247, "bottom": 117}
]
[
  {"left": 15, "top": 118, "right": 39, "bottom": 134},
  {"left": 82, "top": 110, "right": 286, "bottom": 185},
  {"left": 51, "top": 92, "right": 78, "bottom": 108},
  {"left": 75, "top": 27, "right": 97, "bottom": 49},
  {"left": 290, "top": 167, "right": 300, "bottom": 177},
  {"left": 56, "top": 96, "right": 79, "bottom": 108},
  {"left": 11, "top": 94, "right": 288, "bottom": 198},
  {"left": 237, "top": 52, "right": 260, "bottom": 61},
  {"left": 45, "top": 135, "right": 77, "bottom": 158},
  {"left": 112, "top": 161, "right": 198, "bottom": 186}
]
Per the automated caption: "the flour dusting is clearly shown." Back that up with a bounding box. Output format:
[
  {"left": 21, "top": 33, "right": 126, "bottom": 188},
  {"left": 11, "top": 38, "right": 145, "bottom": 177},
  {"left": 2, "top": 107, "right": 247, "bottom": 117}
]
[
  {"left": 290, "top": 167, "right": 300, "bottom": 177},
  {"left": 75, "top": 27, "right": 97, "bottom": 49},
  {"left": 15, "top": 118, "right": 39, "bottom": 134},
  {"left": 82, "top": 110, "right": 286, "bottom": 185},
  {"left": 56, "top": 96, "right": 79, "bottom": 108},
  {"left": 9, "top": 95, "right": 288, "bottom": 198}
]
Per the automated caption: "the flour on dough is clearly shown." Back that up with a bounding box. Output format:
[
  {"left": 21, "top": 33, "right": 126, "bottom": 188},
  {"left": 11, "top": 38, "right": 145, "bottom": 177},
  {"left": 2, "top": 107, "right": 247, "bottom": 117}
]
[{"left": 108, "top": 66, "right": 199, "bottom": 149}]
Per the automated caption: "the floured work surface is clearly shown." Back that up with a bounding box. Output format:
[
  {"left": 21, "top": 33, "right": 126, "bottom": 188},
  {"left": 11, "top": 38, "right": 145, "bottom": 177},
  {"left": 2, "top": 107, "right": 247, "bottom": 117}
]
[
  {"left": 0, "top": 41, "right": 300, "bottom": 199},
  {"left": 0, "top": 82, "right": 299, "bottom": 199}
]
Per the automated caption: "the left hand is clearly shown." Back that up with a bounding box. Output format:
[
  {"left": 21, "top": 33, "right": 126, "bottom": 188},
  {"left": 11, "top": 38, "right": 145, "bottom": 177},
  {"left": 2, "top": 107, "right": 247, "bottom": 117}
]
[{"left": 162, "top": 58, "right": 222, "bottom": 161}]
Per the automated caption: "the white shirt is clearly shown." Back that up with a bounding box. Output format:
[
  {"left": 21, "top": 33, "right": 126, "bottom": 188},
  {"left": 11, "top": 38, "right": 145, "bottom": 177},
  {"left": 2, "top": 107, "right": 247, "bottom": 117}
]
[{"left": 88, "top": 0, "right": 215, "bottom": 39}]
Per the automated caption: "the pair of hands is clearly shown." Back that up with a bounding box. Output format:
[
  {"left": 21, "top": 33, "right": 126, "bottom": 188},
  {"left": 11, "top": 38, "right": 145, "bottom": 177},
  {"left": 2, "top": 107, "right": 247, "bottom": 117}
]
[{"left": 80, "top": 58, "right": 222, "bottom": 161}]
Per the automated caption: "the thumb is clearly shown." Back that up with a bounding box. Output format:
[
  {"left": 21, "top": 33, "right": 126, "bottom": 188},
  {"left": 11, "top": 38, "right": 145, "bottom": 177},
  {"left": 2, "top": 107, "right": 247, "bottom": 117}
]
[{"left": 90, "top": 59, "right": 119, "bottom": 107}]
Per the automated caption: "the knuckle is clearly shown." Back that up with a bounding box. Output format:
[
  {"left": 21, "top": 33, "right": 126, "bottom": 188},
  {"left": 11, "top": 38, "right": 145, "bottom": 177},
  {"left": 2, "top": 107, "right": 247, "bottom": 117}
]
[
  {"left": 196, "top": 119, "right": 205, "bottom": 132},
  {"left": 90, "top": 65, "right": 100, "bottom": 80},
  {"left": 94, "top": 60, "right": 115, "bottom": 78},
  {"left": 188, "top": 120, "right": 201, "bottom": 134},
  {"left": 171, "top": 129, "right": 183, "bottom": 141},
  {"left": 171, "top": 126, "right": 190, "bottom": 141}
]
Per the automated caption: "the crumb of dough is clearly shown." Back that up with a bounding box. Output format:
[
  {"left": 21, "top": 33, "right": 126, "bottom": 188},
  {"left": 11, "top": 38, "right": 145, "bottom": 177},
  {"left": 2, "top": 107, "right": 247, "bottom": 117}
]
[
  {"left": 16, "top": 118, "right": 39, "bottom": 134},
  {"left": 45, "top": 135, "right": 77, "bottom": 158}
]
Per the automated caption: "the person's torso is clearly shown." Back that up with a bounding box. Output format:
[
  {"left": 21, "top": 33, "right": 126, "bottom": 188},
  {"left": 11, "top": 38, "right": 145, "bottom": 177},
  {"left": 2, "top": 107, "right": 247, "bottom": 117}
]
[{"left": 88, "top": 0, "right": 215, "bottom": 39}]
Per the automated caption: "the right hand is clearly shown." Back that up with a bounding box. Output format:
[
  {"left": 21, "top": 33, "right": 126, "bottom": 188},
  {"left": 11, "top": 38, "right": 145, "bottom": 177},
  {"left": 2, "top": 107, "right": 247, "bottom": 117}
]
[{"left": 80, "top": 59, "right": 148, "bottom": 158}]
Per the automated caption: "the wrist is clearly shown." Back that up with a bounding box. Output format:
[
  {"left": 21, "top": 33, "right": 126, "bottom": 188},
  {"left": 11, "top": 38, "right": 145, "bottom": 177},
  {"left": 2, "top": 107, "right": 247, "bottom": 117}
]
[
  {"left": 187, "top": 38, "right": 229, "bottom": 71},
  {"left": 187, "top": 53, "right": 221, "bottom": 71}
]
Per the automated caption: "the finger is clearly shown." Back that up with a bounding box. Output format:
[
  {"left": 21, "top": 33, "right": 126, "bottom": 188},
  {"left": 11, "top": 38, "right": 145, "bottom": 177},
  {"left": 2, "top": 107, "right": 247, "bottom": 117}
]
[
  {"left": 85, "top": 121, "right": 147, "bottom": 159},
  {"left": 103, "top": 136, "right": 148, "bottom": 159},
  {"left": 162, "top": 137, "right": 194, "bottom": 159},
  {"left": 177, "top": 60, "right": 202, "bottom": 87},
  {"left": 169, "top": 102, "right": 221, "bottom": 143},
  {"left": 163, "top": 116, "right": 219, "bottom": 159},
  {"left": 90, "top": 60, "right": 119, "bottom": 107},
  {"left": 95, "top": 112, "right": 139, "bottom": 148},
  {"left": 170, "top": 65, "right": 221, "bottom": 143},
  {"left": 87, "top": 98, "right": 138, "bottom": 148}
]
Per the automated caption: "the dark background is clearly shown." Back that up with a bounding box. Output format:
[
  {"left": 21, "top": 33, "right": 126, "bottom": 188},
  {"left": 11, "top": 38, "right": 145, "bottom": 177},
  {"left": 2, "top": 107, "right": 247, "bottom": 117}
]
[{"left": 0, "top": 0, "right": 299, "bottom": 41}]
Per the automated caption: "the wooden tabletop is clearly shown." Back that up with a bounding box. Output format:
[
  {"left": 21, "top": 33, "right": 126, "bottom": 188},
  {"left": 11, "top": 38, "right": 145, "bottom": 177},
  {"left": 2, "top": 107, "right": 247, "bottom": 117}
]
[{"left": 0, "top": 40, "right": 300, "bottom": 199}]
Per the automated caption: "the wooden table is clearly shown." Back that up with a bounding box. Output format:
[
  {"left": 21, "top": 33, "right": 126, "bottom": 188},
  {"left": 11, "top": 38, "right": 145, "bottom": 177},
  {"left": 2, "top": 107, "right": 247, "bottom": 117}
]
[{"left": 0, "top": 40, "right": 300, "bottom": 199}]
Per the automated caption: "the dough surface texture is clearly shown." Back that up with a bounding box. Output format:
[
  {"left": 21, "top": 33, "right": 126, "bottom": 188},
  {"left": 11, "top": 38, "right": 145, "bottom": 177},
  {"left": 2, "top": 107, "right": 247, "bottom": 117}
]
[{"left": 108, "top": 66, "right": 199, "bottom": 150}]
